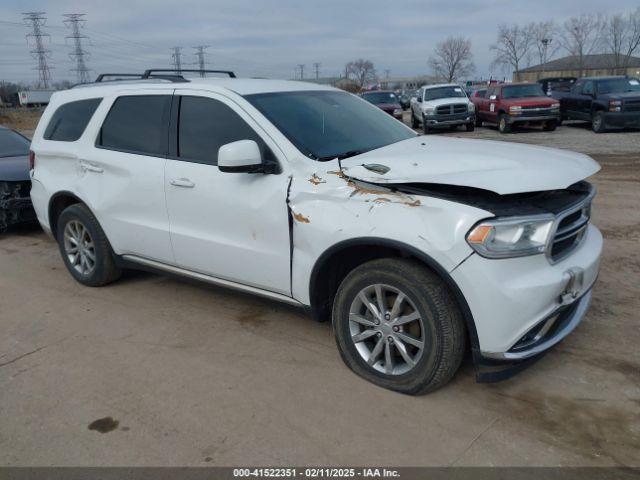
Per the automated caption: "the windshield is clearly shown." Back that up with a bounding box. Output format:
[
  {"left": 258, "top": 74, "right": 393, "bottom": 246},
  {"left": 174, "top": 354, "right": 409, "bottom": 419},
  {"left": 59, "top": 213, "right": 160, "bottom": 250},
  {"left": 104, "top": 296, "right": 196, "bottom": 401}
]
[
  {"left": 361, "top": 92, "right": 398, "bottom": 104},
  {"left": 502, "top": 85, "right": 546, "bottom": 99},
  {"left": 245, "top": 90, "right": 415, "bottom": 161},
  {"left": 598, "top": 78, "right": 640, "bottom": 94},
  {"left": 0, "top": 129, "right": 30, "bottom": 158},
  {"left": 424, "top": 86, "right": 466, "bottom": 100}
]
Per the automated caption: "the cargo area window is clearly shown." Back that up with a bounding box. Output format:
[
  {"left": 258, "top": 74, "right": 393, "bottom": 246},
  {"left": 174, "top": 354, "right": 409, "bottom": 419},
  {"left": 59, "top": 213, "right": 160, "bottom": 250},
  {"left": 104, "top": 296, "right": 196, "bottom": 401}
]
[
  {"left": 98, "top": 95, "right": 171, "bottom": 156},
  {"left": 43, "top": 98, "right": 102, "bottom": 142}
]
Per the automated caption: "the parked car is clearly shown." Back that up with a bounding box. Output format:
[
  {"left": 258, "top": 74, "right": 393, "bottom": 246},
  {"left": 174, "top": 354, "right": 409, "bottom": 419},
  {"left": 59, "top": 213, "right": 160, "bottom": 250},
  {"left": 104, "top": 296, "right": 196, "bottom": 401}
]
[
  {"left": 410, "top": 84, "right": 475, "bottom": 133},
  {"left": 555, "top": 76, "right": 640, "bottom": 133},
  {"left": 472, "top": 83, "right": 560, "bottom": 133},
  {"left": 538, "top": 77, "right": 576, "bottom": 97},
  {"left": 30, "top": 73, "right": 602, "bottom": 394},
  {"left": 0, "top": 126, "right": 36, "bottom": 232},
  {"left": 360, "top": 90, "right": 404, "bottom": 119}
]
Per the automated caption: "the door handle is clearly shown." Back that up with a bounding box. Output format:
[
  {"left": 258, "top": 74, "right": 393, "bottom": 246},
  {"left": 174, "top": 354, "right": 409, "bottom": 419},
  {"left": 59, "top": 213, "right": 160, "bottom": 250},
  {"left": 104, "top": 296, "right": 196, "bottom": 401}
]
[
  {"left": 170, "top": 178, "right": 195, "bottom": 188},
  {"left": 79, "top": 160, "right": 103, "bottom": 173}
]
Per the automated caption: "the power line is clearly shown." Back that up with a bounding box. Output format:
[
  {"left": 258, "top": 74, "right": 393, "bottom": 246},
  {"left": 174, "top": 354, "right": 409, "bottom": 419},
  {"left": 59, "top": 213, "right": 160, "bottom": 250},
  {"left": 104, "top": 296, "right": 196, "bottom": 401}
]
[
  {"left": 63, "top": 14, "right": 90, "bottom": 84},
  {"left": 22, "top": 12, "right": 53, "bottom": 88},
  {"left": 171, "top": 46, "right": 183, "bottom": 74},
  {"left": 313, "top": 62, "right": 320, "bottom": 80},
  {"left": 193, "top": 45, "right": 209, "bottom": 77}
]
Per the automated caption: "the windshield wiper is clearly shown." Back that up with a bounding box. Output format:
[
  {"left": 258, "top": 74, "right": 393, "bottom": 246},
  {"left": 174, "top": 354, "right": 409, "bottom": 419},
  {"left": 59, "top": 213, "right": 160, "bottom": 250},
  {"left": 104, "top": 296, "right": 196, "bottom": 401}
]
[{"left": 317, "top": 150, "right": 365, "bottom": 162}]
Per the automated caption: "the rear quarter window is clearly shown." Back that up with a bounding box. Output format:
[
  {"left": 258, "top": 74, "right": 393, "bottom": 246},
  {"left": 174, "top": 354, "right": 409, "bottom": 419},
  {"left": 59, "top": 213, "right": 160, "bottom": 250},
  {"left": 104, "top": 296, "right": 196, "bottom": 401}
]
[{"left": 43, "top": 98, "right": 102, "bottom": 142}]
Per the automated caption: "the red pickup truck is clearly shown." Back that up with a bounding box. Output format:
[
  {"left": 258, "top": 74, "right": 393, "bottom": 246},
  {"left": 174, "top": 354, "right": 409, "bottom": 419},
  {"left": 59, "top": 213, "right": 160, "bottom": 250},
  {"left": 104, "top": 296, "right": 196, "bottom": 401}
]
[{"left": 472, "top": 83, "right": 560, "bottom": 133}]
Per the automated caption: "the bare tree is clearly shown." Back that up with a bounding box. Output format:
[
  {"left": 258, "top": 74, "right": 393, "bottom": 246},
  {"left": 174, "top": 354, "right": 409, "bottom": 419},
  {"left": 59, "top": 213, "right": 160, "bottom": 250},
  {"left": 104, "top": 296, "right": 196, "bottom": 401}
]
[
  {"left": 560, "top": 13, "right": 606, "bottom": 76},
  {"left": 604, "top": 8, "right": 640, "bottom": 74},
  {"left": 532, "top": 21, "right": 561, "bottom": 68},
  {"left": 428, "top": 36, "right": 475, "bottom": 82},
  {"left": 491, "top": 24, "right": 534, "bottom": 81},
  {"left": 345, "top": 59, "right": 376, "bottom": 89}
]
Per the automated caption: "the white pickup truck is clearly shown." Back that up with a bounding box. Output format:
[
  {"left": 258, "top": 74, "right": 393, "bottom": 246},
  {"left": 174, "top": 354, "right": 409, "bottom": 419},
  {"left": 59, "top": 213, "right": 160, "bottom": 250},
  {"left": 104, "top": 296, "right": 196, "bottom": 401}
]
[{"left": 410, "top": 84, "right": 475, "bottom": 133}]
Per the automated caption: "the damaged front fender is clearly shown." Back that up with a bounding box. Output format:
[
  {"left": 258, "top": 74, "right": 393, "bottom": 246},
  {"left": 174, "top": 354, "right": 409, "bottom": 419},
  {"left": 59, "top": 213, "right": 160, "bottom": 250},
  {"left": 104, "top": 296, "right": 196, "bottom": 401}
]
[{"left": 0, "top": 181, "right": 36, "bottom": 232}]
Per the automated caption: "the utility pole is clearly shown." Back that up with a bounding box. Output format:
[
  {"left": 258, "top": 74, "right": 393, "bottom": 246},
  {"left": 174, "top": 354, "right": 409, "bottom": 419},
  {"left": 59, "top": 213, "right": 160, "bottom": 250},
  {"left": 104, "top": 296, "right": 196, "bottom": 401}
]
[
  {"left": 313, "top": 62, "right": 321, "bottom": 80},
  {"left": 193, "top": 46, "right": 209, "bottom": 77},
  {"left": 171, "top": 46, "right": 183, "bottom": 74},
  {"left": 297, "top": 64, "right": 305, "bottom": 80},
  {"left": 63, "top": 14, "right": 90, "bottom": 84},
  {"left": 23, "top": 12, "right": 52, "bottom": 89},
  {"left": 540, "top": 38, "right": 552, "bottom": 77}
]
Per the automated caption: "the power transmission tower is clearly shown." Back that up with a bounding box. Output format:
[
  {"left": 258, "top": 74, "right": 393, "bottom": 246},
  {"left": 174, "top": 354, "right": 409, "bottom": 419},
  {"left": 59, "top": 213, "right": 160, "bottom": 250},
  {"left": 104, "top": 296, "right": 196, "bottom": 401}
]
[
  {"left": 63, "top": 14, "right": 91, "bottom": 84},
  {"left": 22, "top": 12, "right": 53, "bottom": 89},
  {"left": 313, "top": 62, "right": 321, "bottom": 80},
  {"left": 193, "top": 46, "right": 209, "bottom": 77},
  {"left": 297, "top": 64, "right": 305, "bottom": 80},
  {"left": 171, "top": 46, "right": 183, "bottom": 74}
]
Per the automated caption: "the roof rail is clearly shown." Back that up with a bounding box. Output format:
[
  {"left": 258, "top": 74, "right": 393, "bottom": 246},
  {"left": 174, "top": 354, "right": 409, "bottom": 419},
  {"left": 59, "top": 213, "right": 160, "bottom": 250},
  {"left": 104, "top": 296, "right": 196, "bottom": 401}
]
[
  {"left": 95, "top": 73, "right": 144, "bottom": 82},
  {"left": 142, "top": 69, "right": 237, "bottom": 79}
]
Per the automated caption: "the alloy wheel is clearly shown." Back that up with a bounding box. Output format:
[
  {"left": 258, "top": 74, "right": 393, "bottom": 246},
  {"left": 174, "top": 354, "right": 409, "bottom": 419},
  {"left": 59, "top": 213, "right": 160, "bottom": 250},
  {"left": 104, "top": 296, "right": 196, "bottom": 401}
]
[
  {"left": 348, "top": 284, "right": 426, "bottom": 375},
  {"left": 63, "top": 220, "right": 96, "bottom": 276}
]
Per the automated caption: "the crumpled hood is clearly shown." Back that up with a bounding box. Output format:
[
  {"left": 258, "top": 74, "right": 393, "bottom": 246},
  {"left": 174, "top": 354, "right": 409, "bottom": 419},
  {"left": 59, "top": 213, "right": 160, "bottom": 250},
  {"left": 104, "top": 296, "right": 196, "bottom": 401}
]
[
  {"left": 340, "top": 136, "right": 600, "bottom": 195},
  {"left": 0, "top": 155, "right": 30, "bottom": 182}
]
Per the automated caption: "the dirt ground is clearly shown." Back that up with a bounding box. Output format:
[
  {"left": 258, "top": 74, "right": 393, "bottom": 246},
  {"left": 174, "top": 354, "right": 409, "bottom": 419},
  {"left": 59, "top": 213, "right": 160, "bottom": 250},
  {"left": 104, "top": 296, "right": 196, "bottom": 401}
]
[{"left": 0, "top": 110, "right": 639, "bottom": 467}]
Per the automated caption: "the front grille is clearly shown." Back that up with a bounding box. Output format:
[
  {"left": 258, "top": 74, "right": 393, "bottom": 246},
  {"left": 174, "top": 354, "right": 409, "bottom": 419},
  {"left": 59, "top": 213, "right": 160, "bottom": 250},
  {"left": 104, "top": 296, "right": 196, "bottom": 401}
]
[
  {"left": 623, "top": 99, "right": 640, "bottom": 112},
  {"left": 436, "top": 103, "right": 467, "bottom": 115},
  {"left": 520, "top": 106, "right": 554, "bottom": 117},
  {"left": 548, "top": 197, "right": 592, "bottom": 262}
]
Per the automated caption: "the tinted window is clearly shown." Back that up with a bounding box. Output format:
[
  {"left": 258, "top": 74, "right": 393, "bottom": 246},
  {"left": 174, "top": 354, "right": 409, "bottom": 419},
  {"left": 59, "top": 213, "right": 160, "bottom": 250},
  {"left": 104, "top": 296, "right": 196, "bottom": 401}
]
[
  {"left": 0, "top": 129, "right": 30, "bottom": 157},
  {"left": 99, "top": 95, "right": 171, "bottom": 156},
  {"left": 44, "top": 98, "right": 101, "bottom": 142},
  {"left": 178, "top": 96, "right": 270, "bottom": 165},
  {"left": 361, "top": 92, "right": 398, "bottom": 104},
  {"left": 246, "top": 91, "right": 415, "bottom": 161},
  {"left": 582, "top": 81, "right": 594, "bottom": 95},
  {"left": 597, "top": 78, "right": 640, "bottom": 94},
  {"left": 502, "top": 85, "right": 546, "bottom": 99}
]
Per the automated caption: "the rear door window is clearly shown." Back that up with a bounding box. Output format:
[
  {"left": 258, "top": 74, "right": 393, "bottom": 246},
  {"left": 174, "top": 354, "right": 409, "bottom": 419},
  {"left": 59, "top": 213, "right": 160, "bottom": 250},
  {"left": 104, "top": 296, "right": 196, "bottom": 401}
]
[
  {"left": 44, "top": 98, "right": 102, "bottom": 142},
  {"left": 98, "top": 95, "right": 172, "bottom": 156},
  {"left": 177, "top": 95, "right": 272, "bottom": 165}
]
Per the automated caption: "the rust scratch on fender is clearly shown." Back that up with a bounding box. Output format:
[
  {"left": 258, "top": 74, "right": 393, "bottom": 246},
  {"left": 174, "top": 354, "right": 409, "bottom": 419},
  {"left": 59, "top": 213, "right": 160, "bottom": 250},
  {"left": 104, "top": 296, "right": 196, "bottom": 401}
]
[
  {"left": 293, "top": 212, "right": 310, "bottom": 224},
  {"left": 308, "top": 173, "right": 326, "bottom": 185}
]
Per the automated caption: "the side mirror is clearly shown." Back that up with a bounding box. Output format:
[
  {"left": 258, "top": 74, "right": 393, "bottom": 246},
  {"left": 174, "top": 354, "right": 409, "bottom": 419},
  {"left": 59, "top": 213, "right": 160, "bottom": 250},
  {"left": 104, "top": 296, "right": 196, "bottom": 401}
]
[
  {"left": 218, "top": 140, "right": 277, "bottom": 174},
  {"left": 416, "top": 97, "right": 422, "bottom": 103}
]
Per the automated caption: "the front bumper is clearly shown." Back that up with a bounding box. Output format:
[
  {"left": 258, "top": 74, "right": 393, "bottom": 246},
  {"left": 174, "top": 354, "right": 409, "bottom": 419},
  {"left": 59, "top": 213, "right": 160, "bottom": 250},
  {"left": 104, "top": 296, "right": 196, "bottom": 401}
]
[
  {"left": 0, "top": 181, "right": 36, "bottom": 231},
  {"left": 508, "top": 113, "right": 559, "bottom": 124},
  {"left": 451, "top": 224, "right": 602, "bottom": 360},
  {"left": 603, "top": 111, "right": 640, "bottom": 129},
  {"left": 424, "top": 112, "right": 474, "bottom": 127}
]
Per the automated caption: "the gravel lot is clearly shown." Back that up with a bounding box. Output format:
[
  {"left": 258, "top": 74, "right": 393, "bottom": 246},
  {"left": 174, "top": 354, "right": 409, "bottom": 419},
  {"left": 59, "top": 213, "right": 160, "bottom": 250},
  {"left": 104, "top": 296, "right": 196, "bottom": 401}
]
[{"left": 0, "top": 116, "right": 639, "bottom": 467}]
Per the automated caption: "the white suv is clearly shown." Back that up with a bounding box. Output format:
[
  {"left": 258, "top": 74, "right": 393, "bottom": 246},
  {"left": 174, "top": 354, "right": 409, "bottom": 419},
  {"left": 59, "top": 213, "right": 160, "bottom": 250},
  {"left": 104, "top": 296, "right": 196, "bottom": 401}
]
[
  {"left": 410, "top": 83, "right": 475, "bottom": 134},
  {"left": 29, "top": 71, "right": 602, "bottom": 394}
]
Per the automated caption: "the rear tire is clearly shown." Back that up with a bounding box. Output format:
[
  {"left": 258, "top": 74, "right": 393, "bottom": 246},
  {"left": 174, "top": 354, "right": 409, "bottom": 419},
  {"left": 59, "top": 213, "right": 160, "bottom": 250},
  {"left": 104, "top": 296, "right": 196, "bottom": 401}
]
[
  {"left": 56, "top": 204, "right": 121, "bottom": 287},
  {"left": 592, "top": 111, "right": 606, "bottom": 133},
  {"left": 332, "top": 258, "right": 466, "bottom": 395},
  {"left": 498, "top": 114, "right": 511, "bottom": 133}
]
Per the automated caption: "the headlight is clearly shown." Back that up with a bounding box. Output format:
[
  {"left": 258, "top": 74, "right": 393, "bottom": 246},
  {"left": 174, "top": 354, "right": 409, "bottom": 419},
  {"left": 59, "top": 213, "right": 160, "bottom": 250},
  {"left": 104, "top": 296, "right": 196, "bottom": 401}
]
[
  {"left": 393, "top": 108, "right": 403, "bottom": 115},
  {"left": 609, "top": 100, "right": 622, "bottom": 112},
  {"left": 550, "top": 103, "right": 560, "bottom": 110},
  {"left": 423, "top": 105, "right": 435, "bottom": 114},
  {"left": 466, "top": 215, "right": 555, "bottom": 259},
  {"left": 509, "top": 105, "right": 522, "bottom": 115},
  {"left": 468, "top": 103, "right": 475, "bottom": 112}
]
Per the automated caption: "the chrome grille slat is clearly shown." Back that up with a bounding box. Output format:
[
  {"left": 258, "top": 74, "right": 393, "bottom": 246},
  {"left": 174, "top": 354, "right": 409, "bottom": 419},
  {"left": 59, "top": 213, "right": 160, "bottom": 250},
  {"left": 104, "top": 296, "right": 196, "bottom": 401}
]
[{"left": 547, "top": 188, "right": 594, "bottom": 263}]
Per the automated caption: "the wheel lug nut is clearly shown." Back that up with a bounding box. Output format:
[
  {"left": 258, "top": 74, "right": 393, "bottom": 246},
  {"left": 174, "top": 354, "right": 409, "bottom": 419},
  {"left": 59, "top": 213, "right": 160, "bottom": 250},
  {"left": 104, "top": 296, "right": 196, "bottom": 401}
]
[
  {"left": 387, "top": 337, "right": 393, "bottom": 343},
  {"left": 384, "top": 314, "right": 390, "bottom": 320},
  {"left": 393, "top": 326, "right": 399, "bottom": 332},
  {"left": 377, "top": 332, "right": 382, "bottom": 338}
]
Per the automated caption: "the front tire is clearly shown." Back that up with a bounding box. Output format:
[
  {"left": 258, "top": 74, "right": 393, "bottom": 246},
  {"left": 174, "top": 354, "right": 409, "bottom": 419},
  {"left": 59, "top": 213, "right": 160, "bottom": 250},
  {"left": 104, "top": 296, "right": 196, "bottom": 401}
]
[
  {"left": 422, "top": 116, "right": 431, "bottom": 134},
  {"left": 56, "top": 204, "right": 121, "bottom": 287},
  {"left": 332, "top": 258, "right": 466, "bottom": 395},
  {"left": 498, "top": 114, "right": 511, "bottom": 133},
  {"left": 543, "top": 119, "right": 557, "bottom": 131},
  {"left": 411, "top": 111, "right": 419, "bottom": 129},
  {"left": 466, "top": 122, "right": 475, "bottom": 132}
]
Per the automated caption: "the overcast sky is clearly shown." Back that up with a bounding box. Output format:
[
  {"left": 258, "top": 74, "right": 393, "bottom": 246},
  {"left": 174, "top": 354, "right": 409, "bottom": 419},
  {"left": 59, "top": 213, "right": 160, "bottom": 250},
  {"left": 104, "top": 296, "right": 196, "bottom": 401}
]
[{"left": 1, "top": 0, "right": 639, "bottom": 85}]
